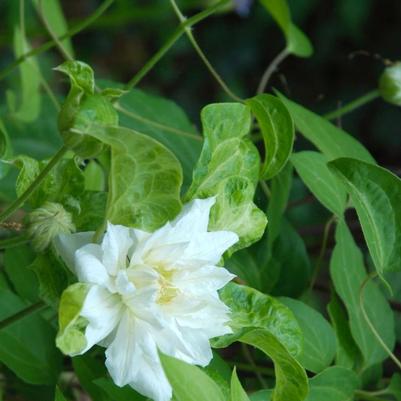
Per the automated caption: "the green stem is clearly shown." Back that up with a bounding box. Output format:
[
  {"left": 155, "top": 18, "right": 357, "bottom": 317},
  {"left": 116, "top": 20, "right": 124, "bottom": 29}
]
[
  {"left": 360, "top": 273, "right": 401, "bottom": 370},
  {"left": 0, "top": 146, "right": 68, "bottom": 223},
  {"left": 259, "top": 180, "right": 271, "bottom": 198},
  {"left": 257, "top": 48, "right": 289, "bottom": 95},
  {"left": 241, "top": 343, "right": 268, "bottom": 388},
  {"left": 0, "top": 302, "right": 45, "bottom": 330},
  {"left": 169, "top": 0, "right": 242, "bottom": 102},
  {"left": 0, "top": 234, "right": 29, "bottom": 250},
  {"left": 0, "top": 0, "right": 115, "bottom": 82},
  {"left": 354, "top": 390, "right": 388, "bottom": 401},
  {"left": 324, "top": 90, "right": 380, "bottom": 121},
  {"left": 124, "top": 0, "right": 230, "bottom": 91},
  {"left": 309, "top": 215, "right": 336, "bottom": 290},
  {"left": 231, "top": 361, "right": 275, "bottom": 377}
]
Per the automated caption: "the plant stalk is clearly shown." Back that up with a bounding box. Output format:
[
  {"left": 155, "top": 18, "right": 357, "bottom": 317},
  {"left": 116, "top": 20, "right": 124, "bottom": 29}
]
[{"left": 0, "top": 302, "right": 45, "bottom": 330}]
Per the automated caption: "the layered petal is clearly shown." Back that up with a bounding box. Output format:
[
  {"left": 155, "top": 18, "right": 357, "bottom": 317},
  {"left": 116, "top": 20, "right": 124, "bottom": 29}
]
[
  {"left": 105, "top": 311, "right": 172, "bottom": 401},
  {"left": 80, "top": 285, "right": 122, "bottom": 352},
  {"left": 53, "top": 232, "right": 94, "bottom": 273}
]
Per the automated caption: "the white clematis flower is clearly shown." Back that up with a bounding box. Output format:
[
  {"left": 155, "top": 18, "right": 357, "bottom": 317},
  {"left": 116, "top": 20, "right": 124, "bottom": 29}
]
[{"left": 54, "top": 197, "right": 238, "bottom": 401}]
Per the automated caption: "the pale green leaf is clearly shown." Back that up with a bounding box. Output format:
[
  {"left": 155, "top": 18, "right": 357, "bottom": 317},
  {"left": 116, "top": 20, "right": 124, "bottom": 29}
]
[
  {"left": 277, "top": 93, "right": 375, "bottom": 163},
  {"left": 13, "top": 27, "right": 41, "bottom": 122},
  {"left": 286, "top": 24, "right": 313, "bottom": 58},
  {"left": 89, "top": 126, "right": 183, "bottom": 231},
  {"left": 55, "top": 387, "right": 68, "bottom": 401},
  {"left": 238, "top": 329, "right": 309, "bottom": 401},
  {"left": 330, "top": 219, "right": 395, "bottom": 368},
  {"left": 246, "top": 94, "right": 294, "bottom": 180},
  {"left": 279, "top": 297, "right": 336, "bottom": 373},
  {"left": 259, "top": 0, "right": 291, "bottom": 34},
  {"left": 160, "top": 354, "right": 226, "bottom": 401},
  {"left": 186, "top": 103, "right": 266, "bottom": 252},
  {"left": 231, "top": 368, "right": 251, "bottom": 401},
  {"left": 329, "top": 158, "right": 401, "bottom": 273},
  {"left": 291, "top": 151, "right": 347, "bottom": 215},
  {"left": 212, "top": 283, "right": 303, "bottom": 357},
  {"left": 305, "top": 366, "right": 360, "bottom": 401}
]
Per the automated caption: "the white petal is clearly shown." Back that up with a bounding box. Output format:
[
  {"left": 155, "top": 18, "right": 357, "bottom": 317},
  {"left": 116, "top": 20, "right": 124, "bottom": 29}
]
[
  {"left": 102, "top": 223, "right": 133, "bottom": 276},
  {"left": 80, "top": 285, "right": 122, "bottom": 353},
  {"left": 105, "top": 312, "right": 172, "bottom": 401},
  {"left": 183, "top": 231, "right": 239, "bottom": 264},
  {"left": 75, "top": 244, "right": 109, "bottom": 286},
  {"left": 173, "top": 265, "right": 235, "bottom": 295},
  {"left": 53, "top": 232, "right": 94, "bottom": 273}
]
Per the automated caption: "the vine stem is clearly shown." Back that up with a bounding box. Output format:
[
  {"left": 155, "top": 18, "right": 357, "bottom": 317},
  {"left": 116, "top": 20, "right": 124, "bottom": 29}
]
[
  {"left": 324, "top": 89, "right": 380, "bottom": 121},
  {"left": 309, "top": 215, "right": 336, "bottom": 290},
  {"left": 0, "top": 302, "right": 45, "bottom": 330},
  {"left": 257, "top": 48, "right": 289, "bottom": 95},
  {"left": 0, "top": 146, "right": 68, "bottom": 223},
  {"left": 0, "top": 0, "right": 115, "bottom": 82},
  {"left": 169, "top": 0, "right": 242, "bottom": 102},
  {"left": 360, "top": 272, "right": 401, "bottom": 370},
  {"left": 125, "top": 0, "right": 231, "bottom": 91},
  {"left": 0, "top": 234, "right": 29, "bottom": 250}
]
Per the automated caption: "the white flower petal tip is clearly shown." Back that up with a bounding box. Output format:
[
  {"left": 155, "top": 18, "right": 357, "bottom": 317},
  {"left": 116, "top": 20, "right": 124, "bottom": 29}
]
[{"left": 58, "top": 200, "right": 237, "bottom": 401}]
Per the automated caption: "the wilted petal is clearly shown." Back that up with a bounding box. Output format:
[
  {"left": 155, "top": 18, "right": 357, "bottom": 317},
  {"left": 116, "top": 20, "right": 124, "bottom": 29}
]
[
  {"left": 105, "top": 311, "right": 172, "bottom": 401},
  {"left": 102, "top": 223, "right": 133, "bottom": 276},
  {"left": 80, "top": 285, "right": 122, "bottom": 352},
  {"left": 53, "top": 232, "right": 94, "bottom": 273}
]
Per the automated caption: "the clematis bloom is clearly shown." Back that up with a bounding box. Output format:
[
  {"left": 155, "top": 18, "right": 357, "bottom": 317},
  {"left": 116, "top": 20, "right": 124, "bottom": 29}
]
[{"left": 54, "top": 197, "right": 238, "bottom": 401}]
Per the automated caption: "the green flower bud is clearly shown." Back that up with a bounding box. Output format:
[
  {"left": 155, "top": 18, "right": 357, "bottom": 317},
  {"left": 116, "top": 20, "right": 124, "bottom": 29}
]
[
  {"left": 56, "top": 61, "right": 121, "bottom": 158},
  {"left": 379, "top": 62, "right": 401, "bottom": 106},
  {"left": 28, "top": 202, "right": 75, "bottom": 251}
]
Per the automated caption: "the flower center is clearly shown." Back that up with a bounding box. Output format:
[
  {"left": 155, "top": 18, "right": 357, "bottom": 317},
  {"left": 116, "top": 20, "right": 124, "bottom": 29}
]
[{"left": 155, "top": 265, "right": 178, "bottom": 305}]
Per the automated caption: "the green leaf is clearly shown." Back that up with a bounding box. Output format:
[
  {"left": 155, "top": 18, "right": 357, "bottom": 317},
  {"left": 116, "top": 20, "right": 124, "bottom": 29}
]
[
  {"left": 305, "top": 366, "right": 360, "bottom": 401},
  {"left": 89, "top": 126, "right": 183, "bottom": 231},
  {"left": 115, "top": 86, "right": 202, "bottom": 189},
  {"left": 291, "top": 151, "right": 347, "bottom": 215},
  {"left": 55, "top": 387, "right": 68, "bottom": 401},
  {"left": 268, "top": 219, "right": 312, "bottom": 297},
  {"left": 186, "top": 103, "right": 267, "bottom": 252},
  {"left": 13, "top": 26, "right": 41, "bottom": 122},
  {"left": 55, "top": 60, "right": 94, "bottom": 95},
  {"left": 286, "top": 24, "right": 313, "bottom": 58},
  {"left": 246, "top": 94, "right": 294, "bottom": 180},
  {"left": 32, "top": 0, "right": 74, "bottom": 58},
  {"left": 213, "top": 283, "right": 303, "bottom": 357},
  {"left": 231, "top": 368, "right": 251, "bottom": 401},
  {"left": 327, "top": 292, "right": 361, "bottom": 369},
  {"left": 277, "top": 93, "right": 375, "bottom": 163},
  {"left": 386, "top": 373, "right": 401, "bottom": 401},
  {"left": 0, "top": 118, "right": 13, "bottom": 180},
  {"left": 4, "top": 244, "right": 38, "bottom": 302},
  {"left": 329, "top": 158, "right": 401, "bottom": 273},
  {"left": 56, "top": 283, "right": 91, "bottom": 356},
  {"left": 0, "top": 289, "right": 62, "bottom": 384},
  {"left": 29, "top": 252, "right": 68, "bottom": 307},
  {"left": 279, "top": 297, "right": 336, "bottom": 373},
  {"left": 238, "top": 329, "right": 309, "bottom": 401},
  {"left": 160, "top": 354, "right": 226, "bottom": 401},
  {"left": 250, "top": 390, "right": 272, "bottom": 401},
  {"left": 73, "top": 191, "right": 107, "bottom": 231},
  {"left": 259, "top": 0, "right": 291, "bottom": 34},
  {"left": 330, "top": 219, "right": 395, "bottom": 368},
  {"left": 94, "top": 377, "right": 148, "bottom": 401}
]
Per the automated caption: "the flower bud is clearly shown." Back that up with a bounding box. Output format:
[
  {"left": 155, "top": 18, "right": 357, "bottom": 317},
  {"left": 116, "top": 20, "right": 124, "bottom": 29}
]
[
  {"left": 28, "top": 202, "right": 75, "bottom": 251},
  {"left": 379, "top": 62, "right": 401, "bottom": 106}
]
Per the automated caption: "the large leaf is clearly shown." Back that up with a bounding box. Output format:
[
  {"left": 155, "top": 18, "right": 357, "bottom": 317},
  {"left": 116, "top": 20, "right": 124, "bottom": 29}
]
[
  {"left": 277, "top": 93, "right": 375, "bottom": 163},
  {"left": 0, "top": 289, "right": 61, "bottom": 384},
  {"left": 237, "top": 329, "right": 309, "bottom": 401},
  {"left": 115, "top": 87, "right": 202, "bottom": 188},
  {"left": 305, "top": 366, "right": 360, "bottom": 401},
  {"left": 12, "top": 27, "right": 41, "bottom": 122},
  {"left": 213, "top": 283, "right": 303, "bottom": 357},
  {"left": 246, "top": 94, "right": 294, "bottom": 180},
  {"left": 329, "top": 158, "right": 401, "bottom": 273},
  {"left": 161, "top": 354, "right": 226, "bottom": 401},
  {"left": 186, "top": 103, "right": 267, "bottom": 252},
  {"left": 291, "top": 151, "right": 347, "bottom": 215},
  {"left": 279, "top": 297, "right": 336, "bottom": 373},
  {"left": 89, "top": 126, "right": 183, "bottom": 231},
  {"left": 330, "top": 220, "right": 395, "bottom": 368}
]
